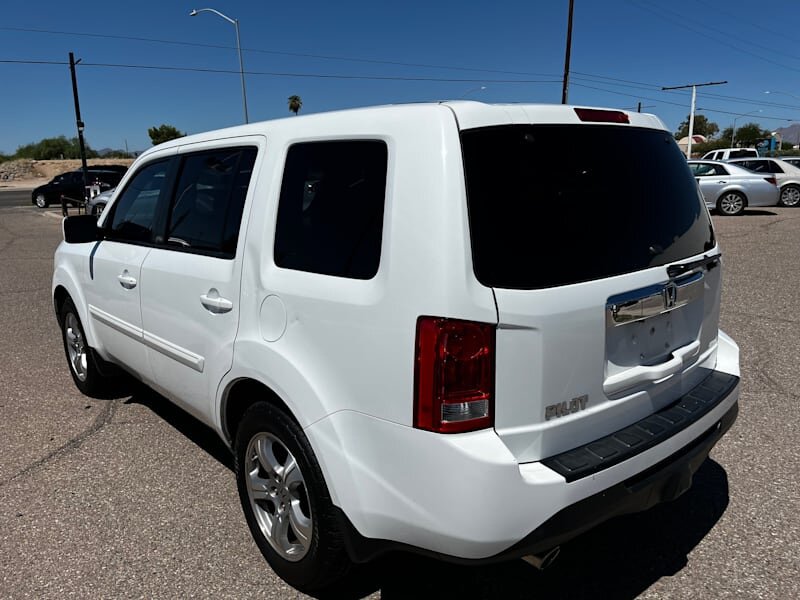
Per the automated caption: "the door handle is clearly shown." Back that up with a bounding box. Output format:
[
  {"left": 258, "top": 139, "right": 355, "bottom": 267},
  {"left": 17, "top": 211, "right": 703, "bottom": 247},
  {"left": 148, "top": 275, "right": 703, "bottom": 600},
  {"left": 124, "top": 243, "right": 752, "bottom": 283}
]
[
  {"left": 200, "top": 289, "right": 233, "bottom": 314},
  {"left": 117, "top": 271, "right": 137, "bottom": 289}
]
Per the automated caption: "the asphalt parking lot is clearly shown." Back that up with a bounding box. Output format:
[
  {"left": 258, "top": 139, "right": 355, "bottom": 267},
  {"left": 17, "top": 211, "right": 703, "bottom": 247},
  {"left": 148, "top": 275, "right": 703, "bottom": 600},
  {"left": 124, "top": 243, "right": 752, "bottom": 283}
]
[{"left": 0, "top": 205, "right": 798, "bottom": 599}]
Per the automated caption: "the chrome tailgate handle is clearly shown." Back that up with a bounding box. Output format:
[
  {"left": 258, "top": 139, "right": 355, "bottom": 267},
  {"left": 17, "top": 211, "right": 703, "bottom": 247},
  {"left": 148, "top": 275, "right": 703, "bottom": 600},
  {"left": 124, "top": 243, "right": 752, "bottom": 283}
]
[{"left": 607, "top": 272, "right": 703, "bottom": 327}]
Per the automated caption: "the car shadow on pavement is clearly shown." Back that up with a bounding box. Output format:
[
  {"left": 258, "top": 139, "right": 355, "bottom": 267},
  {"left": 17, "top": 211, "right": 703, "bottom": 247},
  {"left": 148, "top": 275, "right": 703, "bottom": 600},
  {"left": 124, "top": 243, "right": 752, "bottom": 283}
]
[
  {"left": 121, "top": 382, "right": 730, "bottom": 600},
  {"left": 123, "top": 382, "right": 234, "bottom": 471},
  {"left": 741, "top": 209, "right": 779, "bottom": 216}
]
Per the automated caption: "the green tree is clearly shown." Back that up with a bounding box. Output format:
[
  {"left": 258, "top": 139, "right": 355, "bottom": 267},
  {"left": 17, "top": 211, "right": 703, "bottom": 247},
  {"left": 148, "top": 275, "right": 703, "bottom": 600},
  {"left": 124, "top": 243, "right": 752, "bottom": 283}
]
[
  {"left": 15, "top": 136, "right": 97, "bottom": 160},
  {"left": 288, "top": 95, "right": 303, "bottom": 116},
  {"left": 148, "top": 124, "right": 185, "bottom": 146},
  {"left": 732, "top": 122, "right": 770, "bottom": 147},
  {"left": 674, "top": 114, "right": 719, "bottom": 140}
]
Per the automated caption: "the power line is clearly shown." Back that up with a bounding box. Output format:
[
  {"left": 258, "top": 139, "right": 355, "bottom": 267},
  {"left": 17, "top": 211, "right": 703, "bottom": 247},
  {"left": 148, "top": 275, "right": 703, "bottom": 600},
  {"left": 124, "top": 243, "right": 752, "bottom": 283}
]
[
  {"left": 571, "top": 81, "right": 797, "bottom": 122},
  {"left": 3, "top": 25, "right": 798, "bottom": 111},
  {"left": 0, "top": 58, "right": 561, "bottom": 84},
  {"left": 624, "top": 0, "right": 800, "bottom": 74},
  {"left": 0, "top": 26, "right": 558, "bottom": 78},
  {"left": 639, "top": 0, "right": 800, "bottom": 63}
]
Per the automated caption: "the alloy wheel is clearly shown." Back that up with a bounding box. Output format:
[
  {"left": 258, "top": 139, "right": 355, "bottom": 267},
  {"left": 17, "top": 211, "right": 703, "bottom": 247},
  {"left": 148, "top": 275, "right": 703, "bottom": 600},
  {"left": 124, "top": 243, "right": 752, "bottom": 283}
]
[
  {"left": 244, "top": 432, "right": 313, "bottom": 562},
  {"left": 64, "top": 313, "right": 88, "bottom": 381},
  {"left": 781, "top": 186, "right": 800, "bottom": 207},
  {"left": 719, "top": 193, "right": 744, "bottom": 215}
]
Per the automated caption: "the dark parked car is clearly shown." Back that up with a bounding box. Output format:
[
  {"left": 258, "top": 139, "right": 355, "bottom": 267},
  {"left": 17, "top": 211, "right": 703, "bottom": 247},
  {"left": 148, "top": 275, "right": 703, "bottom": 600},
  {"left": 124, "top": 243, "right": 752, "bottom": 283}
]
[{"left": 31, "top": 168, "right": 126, "bottom": 208}]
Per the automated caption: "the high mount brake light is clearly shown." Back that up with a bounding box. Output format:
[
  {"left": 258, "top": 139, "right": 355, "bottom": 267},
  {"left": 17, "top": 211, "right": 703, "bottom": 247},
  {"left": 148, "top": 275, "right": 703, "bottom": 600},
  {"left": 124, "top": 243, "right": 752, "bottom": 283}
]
[
  {"left": 574, "top": 108, "right": 630, "bottom": 124},
  {"left": 414, "top": 317, "right": 495, "bottom": 434}
]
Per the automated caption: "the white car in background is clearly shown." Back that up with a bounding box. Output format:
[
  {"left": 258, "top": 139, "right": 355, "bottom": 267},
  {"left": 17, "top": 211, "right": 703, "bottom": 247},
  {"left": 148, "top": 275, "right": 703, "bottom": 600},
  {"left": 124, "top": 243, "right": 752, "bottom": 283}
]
[
  {"left": 688, "top": 159, "right": 780, "bottom": 216},
  {"left": 727, "top": 157, "right": 800, "bottom": 207}
]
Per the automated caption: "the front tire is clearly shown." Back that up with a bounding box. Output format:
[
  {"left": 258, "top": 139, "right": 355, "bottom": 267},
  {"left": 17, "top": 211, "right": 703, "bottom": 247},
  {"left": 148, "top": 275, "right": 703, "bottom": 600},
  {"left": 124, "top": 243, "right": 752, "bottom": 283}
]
[
  {"left": 35, "top": 193, "right": 49, "bottom": 208},
  {"left": 779, "top": 184, "right": 800, "bottom": 207},
  {"left": 234, "top": 402, "right": 353, "bottom": 597},
  {"left": 717, "top": 191, "right": 746, "bottom": 216},
  {"left": 59, "top": 298, "right": 117, "bottom": 397}
]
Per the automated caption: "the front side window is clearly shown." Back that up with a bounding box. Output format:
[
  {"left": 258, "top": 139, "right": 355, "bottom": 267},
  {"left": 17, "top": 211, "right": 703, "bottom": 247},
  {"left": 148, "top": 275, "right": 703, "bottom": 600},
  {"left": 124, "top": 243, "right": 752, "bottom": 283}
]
[
  {"left": 108, "top": 160, "right": 170, "bottom": 244},
  {"left": 165, "top": 147, "right": 257, "bottom": 257},
  {"left": 461, "top": 125, "right": 715, "bottom": 289},
  {"left": 274, "top": 140, "right": 388, "bottom": 279}
]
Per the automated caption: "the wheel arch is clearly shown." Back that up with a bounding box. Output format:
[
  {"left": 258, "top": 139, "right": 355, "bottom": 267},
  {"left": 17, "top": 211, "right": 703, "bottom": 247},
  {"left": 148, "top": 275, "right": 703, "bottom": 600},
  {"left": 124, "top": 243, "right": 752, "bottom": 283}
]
[
  {"left": 53, "top": 284, "right": 70, "bottom": 324},
  {"left": 221, "top": 377, "right": 299, "bottom": 447}
]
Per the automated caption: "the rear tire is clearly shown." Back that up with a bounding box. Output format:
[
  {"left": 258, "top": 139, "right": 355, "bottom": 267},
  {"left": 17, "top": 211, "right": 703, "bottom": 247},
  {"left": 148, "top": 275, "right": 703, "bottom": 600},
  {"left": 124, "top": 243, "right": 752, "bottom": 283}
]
[
  {"left": 717, "top": 191, "right": 745, "bottom": 216},
  {"left": 234, "top": 402, "right": 354, "bottom": 597},
  {"left": 779, "top": 184, "right": 800, "bottom": 207}
]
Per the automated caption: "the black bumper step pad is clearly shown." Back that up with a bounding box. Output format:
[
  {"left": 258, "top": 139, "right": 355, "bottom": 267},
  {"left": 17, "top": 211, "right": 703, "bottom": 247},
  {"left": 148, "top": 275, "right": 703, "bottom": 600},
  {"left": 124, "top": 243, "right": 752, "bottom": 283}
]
[{"left": 542, "top": 370, "right": 739, "bottom": 482}]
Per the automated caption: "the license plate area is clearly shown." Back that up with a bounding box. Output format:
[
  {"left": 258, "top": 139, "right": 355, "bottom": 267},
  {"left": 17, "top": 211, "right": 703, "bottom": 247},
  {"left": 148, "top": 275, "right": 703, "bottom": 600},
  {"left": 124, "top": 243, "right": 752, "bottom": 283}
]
[{"left": 605, "top": 274, "right": 705, "bottom": 387}]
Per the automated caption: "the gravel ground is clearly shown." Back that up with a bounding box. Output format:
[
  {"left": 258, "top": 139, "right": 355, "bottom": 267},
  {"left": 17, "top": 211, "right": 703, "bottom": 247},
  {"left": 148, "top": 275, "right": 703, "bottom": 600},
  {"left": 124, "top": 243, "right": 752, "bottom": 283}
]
[{"left": 0, "top": 205, "right": 797, "bottom": 599}]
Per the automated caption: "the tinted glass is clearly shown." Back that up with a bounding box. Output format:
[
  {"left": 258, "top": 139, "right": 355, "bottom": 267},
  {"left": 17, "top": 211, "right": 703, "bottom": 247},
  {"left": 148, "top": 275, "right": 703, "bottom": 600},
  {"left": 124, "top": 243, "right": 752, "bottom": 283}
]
[
  {"left": 108, "top": 161, "right": 170, "bottom": 243},
  {"left": 768, "top": 160, "right": 785, "bottom": 173},
  {"left": 166, "top": 147, "right": 257, "bottom": 257},
  {"left": 730, "top": 149, "right": 757, "bottom": 158},
  {"left": 461, "top": 125, "right": 715, "bottom": 289},
  {"left": 274, "top": 141, "right": 388, "bottom": 279}
]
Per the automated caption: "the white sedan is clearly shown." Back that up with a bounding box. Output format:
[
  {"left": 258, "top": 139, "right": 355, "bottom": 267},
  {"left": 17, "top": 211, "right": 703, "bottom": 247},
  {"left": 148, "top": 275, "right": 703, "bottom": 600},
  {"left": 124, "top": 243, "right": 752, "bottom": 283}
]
[{"left": 688, "top": 160, "right": 780, "bottom": 216}]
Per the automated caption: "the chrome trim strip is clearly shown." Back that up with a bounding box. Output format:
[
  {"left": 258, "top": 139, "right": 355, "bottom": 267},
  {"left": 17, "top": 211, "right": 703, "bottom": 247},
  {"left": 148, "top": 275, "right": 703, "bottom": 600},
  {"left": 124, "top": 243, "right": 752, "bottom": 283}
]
[
  {"left": 142, "top": 331, "right": 205, "bottom": 373},
  {"left": 606, "top": 272, "right": 704, "bottom": 326},
  {"left": 88, "top": 304, "right": 143, "bottom": 340}
]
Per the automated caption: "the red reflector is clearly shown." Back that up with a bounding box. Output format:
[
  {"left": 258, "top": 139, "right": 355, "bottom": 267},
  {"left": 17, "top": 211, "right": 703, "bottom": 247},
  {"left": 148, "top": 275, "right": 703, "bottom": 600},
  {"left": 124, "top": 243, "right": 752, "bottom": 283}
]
[
  {"left": 414, "top": 317, "right": 495, "bottom": 434},
  {"left": 574, "top": 108, "right": 630, "bottom": 124},
  {"left": 764, "top": 177, "right": 777, "bottom": 186}
]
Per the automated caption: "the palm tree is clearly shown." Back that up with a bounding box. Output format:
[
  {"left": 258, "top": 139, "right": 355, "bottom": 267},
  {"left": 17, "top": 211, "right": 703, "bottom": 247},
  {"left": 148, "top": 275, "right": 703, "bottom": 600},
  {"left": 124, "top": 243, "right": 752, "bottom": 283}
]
[{"left": 288, "top": 95, "right": 302, "bottom": 116}]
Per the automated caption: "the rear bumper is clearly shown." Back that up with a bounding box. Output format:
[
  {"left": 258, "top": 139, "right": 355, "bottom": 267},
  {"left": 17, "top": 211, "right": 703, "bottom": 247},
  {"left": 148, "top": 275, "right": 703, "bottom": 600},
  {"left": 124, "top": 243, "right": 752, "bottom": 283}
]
[{"left": 307, "top": 366, "right": 739, "bottom": 563}]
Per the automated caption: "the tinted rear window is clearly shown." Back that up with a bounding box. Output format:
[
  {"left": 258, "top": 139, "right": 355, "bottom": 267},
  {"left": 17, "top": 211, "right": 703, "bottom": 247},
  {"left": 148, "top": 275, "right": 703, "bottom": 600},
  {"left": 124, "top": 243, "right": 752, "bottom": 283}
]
[{"left": 461, "top": 125, "right": 715, "bottom": 289}]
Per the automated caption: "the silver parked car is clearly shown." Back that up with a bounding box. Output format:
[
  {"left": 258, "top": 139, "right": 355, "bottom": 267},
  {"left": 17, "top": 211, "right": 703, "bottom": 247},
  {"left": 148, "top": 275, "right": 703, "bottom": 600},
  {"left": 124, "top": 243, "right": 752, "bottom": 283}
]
[
  {"left": 726, "top": 157, "right": 800, "bottom": 207},
  {"left": 86, "top": 187, "right": 115, "bottom": 216},
  {"left": 688, "top": 160, "right": 780, "bottom": 216}
]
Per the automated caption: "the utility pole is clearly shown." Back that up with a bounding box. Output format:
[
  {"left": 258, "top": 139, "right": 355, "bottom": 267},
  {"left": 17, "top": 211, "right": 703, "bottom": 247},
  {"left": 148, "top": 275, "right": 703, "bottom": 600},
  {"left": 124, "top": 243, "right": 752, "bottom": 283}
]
[
  {"left": 561, "top": 0, "right": 575, "bottom": 104},
  {"left": 69, "top": 52, "right": 90, "bottom": 202},
  {"left": 662, "top": 80, "right": 727, "bottom": 157}
]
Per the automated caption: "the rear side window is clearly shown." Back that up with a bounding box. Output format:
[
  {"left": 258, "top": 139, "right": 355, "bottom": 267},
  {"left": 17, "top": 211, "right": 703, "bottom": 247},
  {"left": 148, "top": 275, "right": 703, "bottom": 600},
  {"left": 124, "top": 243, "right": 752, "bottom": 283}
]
[
  {"left": 274, "top": 140, "right": 388, "bottom": 279},
  {"left": 166, "top": 147, "right": 257, "bottom": 257},
  {"left": 108, "top": 160, "right": 170, "bottom": 244},
  {"left": 461, "top": 125, "right": 715, "bottom": 289}
]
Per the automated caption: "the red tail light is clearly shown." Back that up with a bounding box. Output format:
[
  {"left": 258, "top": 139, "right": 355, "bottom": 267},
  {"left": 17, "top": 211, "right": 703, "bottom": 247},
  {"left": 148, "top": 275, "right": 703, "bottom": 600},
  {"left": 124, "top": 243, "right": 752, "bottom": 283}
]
[
  {"left": 764, "top": 177, "right": 777, "bottom": 186},
  {"left": 574, "top": 108, "right": 630, "bottom": 124},
  {"left": 414, "top": 317, "right": 495, "bottom": 434}
]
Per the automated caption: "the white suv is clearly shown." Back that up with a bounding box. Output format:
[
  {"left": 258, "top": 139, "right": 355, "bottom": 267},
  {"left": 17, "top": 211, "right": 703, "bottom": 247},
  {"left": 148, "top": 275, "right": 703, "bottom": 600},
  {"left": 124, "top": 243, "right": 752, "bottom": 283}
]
[{"left": 53, "top": 102, "right": 740, "bottom": 596}]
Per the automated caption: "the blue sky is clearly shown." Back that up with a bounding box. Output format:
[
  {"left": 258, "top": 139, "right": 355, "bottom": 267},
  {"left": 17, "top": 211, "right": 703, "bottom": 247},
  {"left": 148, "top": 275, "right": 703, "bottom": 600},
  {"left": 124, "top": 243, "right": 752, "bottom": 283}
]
[{"left": 2, "top": 0, "right": 800, "bottom": 154}]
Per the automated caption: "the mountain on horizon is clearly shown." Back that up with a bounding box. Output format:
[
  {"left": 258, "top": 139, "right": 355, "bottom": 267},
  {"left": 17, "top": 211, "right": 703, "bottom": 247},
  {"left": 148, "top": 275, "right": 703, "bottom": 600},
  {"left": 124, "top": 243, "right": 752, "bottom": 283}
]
[{"left": 776, "top": 123, "right": 800, "bottom": 146}]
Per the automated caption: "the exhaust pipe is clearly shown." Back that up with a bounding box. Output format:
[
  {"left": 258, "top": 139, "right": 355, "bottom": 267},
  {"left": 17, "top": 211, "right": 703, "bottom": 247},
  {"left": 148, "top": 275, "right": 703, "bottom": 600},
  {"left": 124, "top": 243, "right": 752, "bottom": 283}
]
[{"left": 522, "top": 546, "right": 560, "bottom": 570}]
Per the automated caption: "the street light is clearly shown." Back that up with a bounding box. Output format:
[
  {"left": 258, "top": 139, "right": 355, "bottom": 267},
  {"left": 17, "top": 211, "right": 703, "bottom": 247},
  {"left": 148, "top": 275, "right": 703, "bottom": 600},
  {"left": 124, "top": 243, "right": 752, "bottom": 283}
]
[
  {"left": 190, "top": 7, "right": 249, "bottom": 124},
  {"left": 731, "top": 110, "right": 762, "bottom": 147},
  {"left": 764, "top": 90, "right": 800, "bottom": 102}
]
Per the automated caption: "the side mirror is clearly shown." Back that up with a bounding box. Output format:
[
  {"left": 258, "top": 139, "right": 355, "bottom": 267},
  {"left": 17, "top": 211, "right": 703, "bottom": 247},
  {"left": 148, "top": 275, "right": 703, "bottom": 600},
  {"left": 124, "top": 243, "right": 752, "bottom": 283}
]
[{"left": 63, "top": 215, "right": 101, "bottom": 244}]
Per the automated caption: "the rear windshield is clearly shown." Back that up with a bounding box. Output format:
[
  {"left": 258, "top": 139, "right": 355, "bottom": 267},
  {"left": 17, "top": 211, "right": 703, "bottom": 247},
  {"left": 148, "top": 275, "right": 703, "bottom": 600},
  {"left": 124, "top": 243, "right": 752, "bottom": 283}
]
[{"left": 461, "top": 125, "right": 715, "bottom": 289}]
